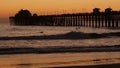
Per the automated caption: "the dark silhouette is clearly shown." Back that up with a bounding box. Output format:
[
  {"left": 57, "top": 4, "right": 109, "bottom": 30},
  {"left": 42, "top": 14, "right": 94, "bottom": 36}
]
[
  {"left": 15, "top": 9, "right": 32, "bottom": 17},
  {"left": 9, "top": 8, "right": 120, "bottom": 28},
  {"left": 105, "top": 8, "right": 112, "bottom": 14},
  {"left": 33, "top": 13, "right": 38, "bottom": 17},
  {"left": 93, "top": 8, "right": 100, "bottom": 14}
]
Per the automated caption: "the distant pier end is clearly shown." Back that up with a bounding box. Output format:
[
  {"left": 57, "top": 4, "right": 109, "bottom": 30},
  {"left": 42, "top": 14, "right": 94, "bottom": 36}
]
[{"left": 9, "top": 8, "right": 120, "bottom": 28}]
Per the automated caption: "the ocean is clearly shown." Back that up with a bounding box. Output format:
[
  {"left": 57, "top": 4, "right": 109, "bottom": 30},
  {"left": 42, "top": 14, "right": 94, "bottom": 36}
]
[{"left": 0, "top": 23, "right": 120, "bottom": 68}]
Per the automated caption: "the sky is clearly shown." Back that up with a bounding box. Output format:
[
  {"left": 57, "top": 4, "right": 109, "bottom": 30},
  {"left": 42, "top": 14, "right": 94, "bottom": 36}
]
[{"left": 0, "top": 0, "right": 120, "bottom": 19}]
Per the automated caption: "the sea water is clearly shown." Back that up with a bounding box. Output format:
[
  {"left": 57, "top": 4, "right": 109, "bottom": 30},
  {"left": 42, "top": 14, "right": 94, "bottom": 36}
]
[{"left": 0, "top": 23, "right": 120, "bottom": 68}]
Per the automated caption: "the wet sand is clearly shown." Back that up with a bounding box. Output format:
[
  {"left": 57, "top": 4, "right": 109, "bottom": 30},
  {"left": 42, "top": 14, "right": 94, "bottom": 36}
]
[
  {"left": 50, "top": 63, "right": 120, "bottom": 68},
  {"left": 0, "top": 52, "right": 120, "bottom": 68}
]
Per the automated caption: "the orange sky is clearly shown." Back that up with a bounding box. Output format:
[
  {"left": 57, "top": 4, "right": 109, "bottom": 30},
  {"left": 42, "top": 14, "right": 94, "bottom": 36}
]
[{"left": 0, "top": 0, "right": 120, "bottom": 18}]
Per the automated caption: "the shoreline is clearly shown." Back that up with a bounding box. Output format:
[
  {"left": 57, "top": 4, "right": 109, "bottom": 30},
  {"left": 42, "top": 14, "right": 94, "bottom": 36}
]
[{"left": 50, "top": 63, "right": 120, "bottom": 68}]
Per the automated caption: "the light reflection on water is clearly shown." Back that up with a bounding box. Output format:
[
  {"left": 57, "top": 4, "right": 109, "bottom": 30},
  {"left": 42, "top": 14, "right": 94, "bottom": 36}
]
[
  {"left": 0, "top": 52, "right": 120, "bottom": 68},
  {"left": 0, "top": 24, "right": 120, "bottom": 68},
  {"left": 0, "top": 25, "right": 120, "bottom": 48}
]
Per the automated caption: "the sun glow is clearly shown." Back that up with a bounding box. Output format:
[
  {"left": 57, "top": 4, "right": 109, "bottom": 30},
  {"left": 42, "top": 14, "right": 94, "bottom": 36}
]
[{"left": 0, "top": 0, "right": 120, "bottom": 18}]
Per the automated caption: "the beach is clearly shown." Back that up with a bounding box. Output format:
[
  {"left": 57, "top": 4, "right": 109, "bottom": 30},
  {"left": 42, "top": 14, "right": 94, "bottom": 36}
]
[
  {"left": 0, "top": 52, "right": 120, "bottom": 68},
  {"left": 50, "top": 63, "right": 120, "bottom": 68},
  {"left": 0, "top": 24, "right": 120, "bottom": 68}
]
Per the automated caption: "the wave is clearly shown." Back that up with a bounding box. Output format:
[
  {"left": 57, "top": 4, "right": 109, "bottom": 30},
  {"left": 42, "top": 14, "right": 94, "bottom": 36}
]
[
  {"left": 0, "top": 31, "right": 120, "bottom": 40},
  {"left": 0, "top": 45, "right": 120, "bottom": 55}
]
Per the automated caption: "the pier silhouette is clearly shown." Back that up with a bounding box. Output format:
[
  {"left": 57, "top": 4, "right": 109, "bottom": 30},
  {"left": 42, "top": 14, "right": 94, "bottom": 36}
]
[{"left": 9, "top": 8, "right": 120, "bottom": 28}]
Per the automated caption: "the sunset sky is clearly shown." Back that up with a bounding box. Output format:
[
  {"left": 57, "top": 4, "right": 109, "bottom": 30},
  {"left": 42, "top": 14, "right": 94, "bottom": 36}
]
[{"left": 0, "top": 0, "right": 120, "bottom": 18}]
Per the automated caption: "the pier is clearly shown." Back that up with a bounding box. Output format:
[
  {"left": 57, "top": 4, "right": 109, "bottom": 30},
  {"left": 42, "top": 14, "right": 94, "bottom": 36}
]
[{"left": 9, "top": 8, "right": 120, "bottom": 28}]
